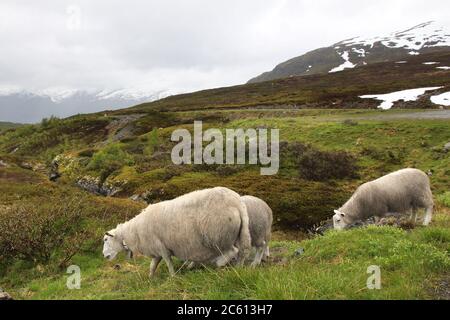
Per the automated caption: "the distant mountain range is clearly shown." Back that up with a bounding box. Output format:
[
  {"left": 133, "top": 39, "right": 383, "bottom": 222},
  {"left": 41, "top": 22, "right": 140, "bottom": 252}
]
[
  {"left": 0, "top": 89, "right": 172, "bottom": 123},
  {"left": 248, "top": 21, "right": 450, "bottom": 83}
]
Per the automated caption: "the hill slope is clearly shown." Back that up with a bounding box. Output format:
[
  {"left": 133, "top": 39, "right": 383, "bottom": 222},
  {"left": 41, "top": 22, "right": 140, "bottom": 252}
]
[
  {"left": 125, "top": 51, "right": 450, "bottom": 113},
  {"left": 1, "top": 52, "right": 450, "bottom": 299},
  {"left": 248, "top": 21, "right": 450, "bottom": 84},
  {"left": 0, "top": 122, "right": 22, "bottom": 132}
]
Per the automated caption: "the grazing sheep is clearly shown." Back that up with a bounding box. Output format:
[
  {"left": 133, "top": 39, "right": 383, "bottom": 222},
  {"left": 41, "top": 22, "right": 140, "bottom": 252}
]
[
  {"left": 102, "top": 187, "right": 251, "bottom": 277},
  {"left": 240, "top": 195, "right": 273, "bottom": 267},
  {"left": 333, "top": 168, "right": 434, "bottom": 230}
]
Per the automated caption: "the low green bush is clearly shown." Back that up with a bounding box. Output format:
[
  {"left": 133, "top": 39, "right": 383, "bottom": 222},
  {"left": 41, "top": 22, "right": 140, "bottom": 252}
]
[{"left": 88, "top": 143, "right": 134, "bottom": 180}]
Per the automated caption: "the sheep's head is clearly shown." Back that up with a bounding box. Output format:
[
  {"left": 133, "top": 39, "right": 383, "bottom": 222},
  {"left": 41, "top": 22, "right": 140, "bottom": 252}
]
[
  {"left": 333, "top": 210, "right": 350, "bottom": 230},
  {"left": 102, "top": 230, "right": 126, "bottom": 260}
]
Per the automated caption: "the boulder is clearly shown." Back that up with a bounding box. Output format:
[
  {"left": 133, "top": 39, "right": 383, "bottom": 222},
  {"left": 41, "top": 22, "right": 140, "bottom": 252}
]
[
  {"left": 0, "top": 288, "right": 13, "bottom": 300},
  {"left": 444, "top": 142, "right": 450, "bottom": 153},
  {"left": 76, "top": 176, "right": 122, "bottom": 196}
]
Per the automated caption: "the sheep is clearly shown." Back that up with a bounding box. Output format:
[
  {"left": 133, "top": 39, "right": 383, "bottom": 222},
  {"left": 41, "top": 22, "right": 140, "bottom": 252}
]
[
  {"left": 333, "top": 168, "right": 434, "bottom": 230},
  {"left": 102, "top": 187, "right": 251, "bottom": 277},
  {"left": 187, "top": 194, "right": 273, "bottom": 269},
  {"left": 240, "top": 195, "right": 273, "bottom": 267}
]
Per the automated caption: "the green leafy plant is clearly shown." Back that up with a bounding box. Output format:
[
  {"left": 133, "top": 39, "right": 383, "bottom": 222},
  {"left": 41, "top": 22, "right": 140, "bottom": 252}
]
[{"left": 88, "top": 143, "right": 134, "bottom": 180}]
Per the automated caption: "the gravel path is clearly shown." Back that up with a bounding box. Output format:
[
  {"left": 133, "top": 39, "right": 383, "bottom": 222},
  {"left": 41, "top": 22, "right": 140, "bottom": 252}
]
[{"left": 354, "top": 110, "right": 450, "bottom": 120}]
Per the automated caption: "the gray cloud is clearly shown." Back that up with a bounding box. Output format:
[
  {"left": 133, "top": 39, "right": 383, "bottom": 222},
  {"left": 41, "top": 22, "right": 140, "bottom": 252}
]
[{"left": 1, "top": 0, "right": 449, "bottom": 95}]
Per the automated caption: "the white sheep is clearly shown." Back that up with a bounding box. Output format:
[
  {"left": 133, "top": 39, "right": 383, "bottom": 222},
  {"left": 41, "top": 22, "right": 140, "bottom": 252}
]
[
  {"left": 102, "top": 187, "right": 251, "bottom": 277},
  {"left": 240, "top": 195, "right": 273, "bottom": 267},
  {"left": 333, "top": 168, "right": 434, "bottom": 230}
]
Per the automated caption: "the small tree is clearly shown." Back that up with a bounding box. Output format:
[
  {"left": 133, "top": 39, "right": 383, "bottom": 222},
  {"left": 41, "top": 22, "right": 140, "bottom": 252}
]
[{"left": 143, "top": 128, "right": 159, "bottom": 156}]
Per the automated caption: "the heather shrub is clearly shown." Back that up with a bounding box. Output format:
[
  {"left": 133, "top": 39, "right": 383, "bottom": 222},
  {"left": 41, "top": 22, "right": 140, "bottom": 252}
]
[{"left": 0, "top": 200, "right": 85, "bottom": 264}]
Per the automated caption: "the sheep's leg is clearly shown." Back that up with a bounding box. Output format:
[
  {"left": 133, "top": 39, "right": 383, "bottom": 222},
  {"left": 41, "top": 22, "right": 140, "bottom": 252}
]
[
  {"left": 423, "top": 205, "right": 433, "bottom": 226},
  {"left": 215, "top": 246, "right": 239, "bottom": 267},
  {"left": 250, "top": 246, "right": 265, "bottom": 268},
  {"left": 162, "top": 254, "right": 175, "bottom": 276},
  {"left": 262, "top": 246, "right": 270, "bottom": 262},
  {"left": 149, "top": 257, "right": 162, "bottom": 278},
  {"left": 410, "top": 208, "right": 418, "bottom": 224}
]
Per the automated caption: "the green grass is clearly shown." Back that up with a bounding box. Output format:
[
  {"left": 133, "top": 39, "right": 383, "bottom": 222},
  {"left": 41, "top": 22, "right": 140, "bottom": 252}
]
[{"left": 2, "top": 213, "right": 448, "bottom": 300}]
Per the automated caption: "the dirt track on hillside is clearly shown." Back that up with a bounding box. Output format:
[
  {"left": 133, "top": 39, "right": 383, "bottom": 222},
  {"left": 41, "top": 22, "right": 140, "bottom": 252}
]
[{"left": 355, "top": 110, "right": 450, "bottom": 120}]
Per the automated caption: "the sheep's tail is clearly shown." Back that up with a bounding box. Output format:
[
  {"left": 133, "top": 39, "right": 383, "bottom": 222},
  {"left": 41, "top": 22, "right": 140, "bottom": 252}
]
[{"left": 235, "top": 201, "right": 251, "bottom": 265}]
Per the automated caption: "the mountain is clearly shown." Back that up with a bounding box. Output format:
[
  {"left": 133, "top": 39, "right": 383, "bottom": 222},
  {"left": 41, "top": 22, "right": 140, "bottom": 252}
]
[
  {"left": 0, "top": 89, "right": 171, "bottom": 123},
  {"left": 129, "top": 51, "right": 450, "bottom": 113},
  {"left": 248, "top": 21, "right": 450, "bottom": 83}
]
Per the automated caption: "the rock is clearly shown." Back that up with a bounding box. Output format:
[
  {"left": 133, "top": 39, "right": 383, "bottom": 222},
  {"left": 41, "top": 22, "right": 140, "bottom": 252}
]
[
  {"left": 100, "top": 182, "right": 122, "bottom": 197},
  {"left": 76, "top": 176, "right": 122, "bottom": 196},
  {"left": 444, "top": 142, "right": 450, "bottom": 153},
  {"left": 0, "top": 288, "right": 13, "bottom": 300},
  {"left": 130, "top": 194, "right": 145, "bottom": 202},
  {"left": 49, "top": 172, "right": 61, "bottom": 181},
  {"left": 113, "top": 264, "right": 121, "bottom": 270},
  {"left": 311, "top": 219, "right": 333, "bottom": 235},
  {"left": 0, "top": 160, "right": 8, "bottom": 168},
  {"left": 19, "top": 161, "right": 46, "bottom": 172},
  {"left": 293, "top": 248, "right": 305, "bottom": 257},
  {"left": 76, "top": 176, "right": 103, "bottom": 195},
  {"left": 20, "top": 162, "right": 33, "bottom": 170},
  {"left": 48, "top": 159, "right": 61, "bottom": 181}
]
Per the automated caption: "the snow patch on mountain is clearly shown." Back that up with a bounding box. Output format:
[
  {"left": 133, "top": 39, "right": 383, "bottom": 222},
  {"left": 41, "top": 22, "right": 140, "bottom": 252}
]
[
  {"left": 352, "top": 48, "right": 366, "bottom": 57},
  {"left": 437, "top": 66, "right": 450, "bottom": 70},
  {"left": 329, "top": 51, "right": 355, "bottom": 73},
  {"left": 430, "top": 92, "right": 450, "bottom": 106},
  {"left": 360, "top": 87, "right": 443, "bottom": 110},
  {"left": 338, "top": 21, "right": 450, "bottom": 51}
]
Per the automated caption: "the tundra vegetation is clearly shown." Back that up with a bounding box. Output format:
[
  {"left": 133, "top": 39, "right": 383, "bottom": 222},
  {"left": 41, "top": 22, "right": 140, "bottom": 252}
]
[{"left": 0, "top": 52, "right": 449, "bottom": 299}]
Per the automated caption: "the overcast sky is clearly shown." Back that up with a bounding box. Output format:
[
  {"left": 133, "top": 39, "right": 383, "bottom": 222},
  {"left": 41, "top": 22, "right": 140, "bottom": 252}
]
[{"left": 1, "top": 0, "right": 449, "bottom": 96}]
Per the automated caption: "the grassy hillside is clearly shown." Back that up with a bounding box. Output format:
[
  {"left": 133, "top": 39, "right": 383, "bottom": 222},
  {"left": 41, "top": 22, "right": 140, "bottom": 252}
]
[
  {"left": 0, "top": 54, "right": 449, "bottom": 299},
  {"left": 2, "top": 207, "right": 449, "bottom": 299},
  {"left": 1, "top": 108, "right": 449, "bottom": 299}
]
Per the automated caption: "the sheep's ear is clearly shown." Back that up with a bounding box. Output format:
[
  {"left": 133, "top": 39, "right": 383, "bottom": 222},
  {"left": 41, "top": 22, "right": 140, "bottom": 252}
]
[{"left": 105, "top": 232, "right": 114, "bottom": 238}]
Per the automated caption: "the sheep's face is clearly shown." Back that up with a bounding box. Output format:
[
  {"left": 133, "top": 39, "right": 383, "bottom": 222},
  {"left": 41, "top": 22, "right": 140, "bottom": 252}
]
[
  {"left": 102, "top": 231, "right": 124, "bottom": 261},
  {"left": 333, "top": 210, "right": 349, "bottom": 230}
]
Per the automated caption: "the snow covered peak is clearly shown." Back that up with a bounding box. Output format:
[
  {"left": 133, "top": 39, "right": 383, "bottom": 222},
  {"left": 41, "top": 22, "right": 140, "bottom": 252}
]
[
  {"left": 337, "top": 21, "right": 450, "bottom": 52},
  {"left": 0, "top": 86, "right": 172, "bottom": 104},
  {"left": 36, "top": 87, "right": 79, "bottom": 103},
  {"left": 95, "top": 88, "right": 172, "bottom": 101}
]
